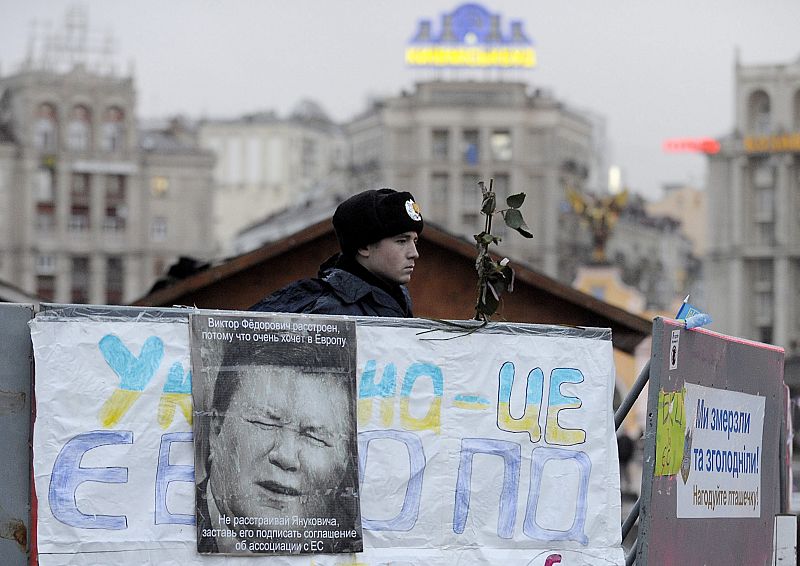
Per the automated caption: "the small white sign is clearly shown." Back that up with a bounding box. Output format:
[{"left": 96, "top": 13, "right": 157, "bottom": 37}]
[{"left": 676, "top": 383, "right": 765, "bottom": 518}]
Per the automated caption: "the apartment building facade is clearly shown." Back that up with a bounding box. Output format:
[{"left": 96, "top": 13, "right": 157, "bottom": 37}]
[
  {"left": 706, "top": 55, "right": 800, "bottom": 350},
  {"left": 0, "top": 65, "right": 214, "bottom": 304},
  {"left": 198, "top": 100, "right": 348, "bottom": 255},
  {"left": 346, "top": 80, "right": 596, "bottom": 279}
]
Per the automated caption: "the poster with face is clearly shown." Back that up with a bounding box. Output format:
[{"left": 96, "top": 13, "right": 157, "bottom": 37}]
[{"left": 190, "top": 313, "right": 361, "bottom": 555}]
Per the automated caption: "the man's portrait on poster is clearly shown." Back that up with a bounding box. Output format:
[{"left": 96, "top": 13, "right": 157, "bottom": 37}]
[{"left": 193, "top": 315, "right": 361, "bottom": 555}]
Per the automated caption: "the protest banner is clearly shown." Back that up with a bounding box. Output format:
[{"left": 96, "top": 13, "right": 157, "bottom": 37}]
[{"left": 31, "top": 306, "right": 624, "bottom": 565}]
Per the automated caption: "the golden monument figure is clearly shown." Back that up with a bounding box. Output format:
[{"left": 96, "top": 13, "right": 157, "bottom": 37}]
[{"left": 566, "top": 187, "right": 629, "bottom": 264}]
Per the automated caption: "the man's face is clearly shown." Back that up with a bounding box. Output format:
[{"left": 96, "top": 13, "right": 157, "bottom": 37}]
[
  {"left": 208, "top": 367, "right": 352, "bottom": 528},
  {"left": 359, "top": 231, "right": 419, "bottom": 285}
]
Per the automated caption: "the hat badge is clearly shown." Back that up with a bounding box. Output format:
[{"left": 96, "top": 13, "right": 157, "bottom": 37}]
[{"left": 405, "top": 199, "right": 422, "bottom": 221}]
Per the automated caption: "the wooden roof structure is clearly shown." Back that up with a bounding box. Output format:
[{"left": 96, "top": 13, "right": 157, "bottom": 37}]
[{"left": 133, "top": 220, "right": 652, "bottom": 354}]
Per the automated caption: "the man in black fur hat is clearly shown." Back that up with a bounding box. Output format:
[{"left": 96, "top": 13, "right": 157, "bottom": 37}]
[{"left": 250, "top": 188, "right": 423, "bottom": 317}]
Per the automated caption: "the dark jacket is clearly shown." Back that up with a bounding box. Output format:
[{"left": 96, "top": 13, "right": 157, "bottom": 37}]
[{"left": 249, "top": 254, "right": 413, "bottom": 318}]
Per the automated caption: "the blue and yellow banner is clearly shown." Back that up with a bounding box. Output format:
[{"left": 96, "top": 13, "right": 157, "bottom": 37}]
[{"left": 406, "top": 3, "right": 536, "bottom": 69}]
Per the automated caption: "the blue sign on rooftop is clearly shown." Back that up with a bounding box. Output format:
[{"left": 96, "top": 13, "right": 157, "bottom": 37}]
[{"left": 406, "top": 3, "right": 536, "bottom": 69}]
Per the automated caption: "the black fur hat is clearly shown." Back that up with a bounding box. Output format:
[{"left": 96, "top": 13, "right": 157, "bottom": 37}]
[{"left": 332, "top": 188, "right": 423, "bottom": 255}]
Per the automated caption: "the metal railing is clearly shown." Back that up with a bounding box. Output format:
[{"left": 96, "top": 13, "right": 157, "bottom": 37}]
[{"left": 614, "top": 359, "right": 651, "bottom": 566}]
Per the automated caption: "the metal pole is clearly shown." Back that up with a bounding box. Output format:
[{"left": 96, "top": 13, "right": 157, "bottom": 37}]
[
  {"left": 615, "top": 359, "right": 651, "bottom": 566},
  {"left": 615, "top": 360, "right": 651, "bottom": 430},
  {"left": 625, "top": 539, "right": 638, "bottom": 566},
  {"left": 621, "top": 497, "right": 640, "bottom": 541}
]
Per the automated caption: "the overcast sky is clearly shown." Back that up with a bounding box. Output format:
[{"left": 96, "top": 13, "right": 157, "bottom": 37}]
[{"left": 2, "top": 0, "right": 800, "bottom": 199}]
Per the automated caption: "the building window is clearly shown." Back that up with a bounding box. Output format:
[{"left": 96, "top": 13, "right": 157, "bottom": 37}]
[
  {"left": 70, "top": 256, "right": 90, "bottom": 303},
  {"left": 104, "top": 213, "right": 125, "bottom": 231},
  {"left": 36, "top": 167, "right": 56, "bottom": 232},
  {"left": 36, "top": 254, "right": 56, "bottom": 275},
  {"left": 104, "top": 175, "right": 126, "bottom": 231},
  {"left": 755, "top": 221, "right": 775, "bottom": 246},
  {"left": 431, "top": 173, "right": 449, "bottom": 206},
  {"left": 36, "top": 254, "right": 56, "bottom": 301},
  {"left": 301, "top": 138, "right": 316, "bottom": 178},
  {"left": 102, "top": 106, "right": 125, "bottom": 152},
  {"left": 247, "top": 137, "right": 262, "bottom": 184},
  {"left": 432, "top": 129, "right": 449, "bottom": 160},
  {"left": 795, "top": 261, "right": 800, "bottom": 331},
  {"left": 462, "top": 173, "right": 481, "bottom": 210},
  {"left": 68, "top": 206, "right": 90, "bottom": 232},
  {"left": 755, "top": 291, "right": 773, "bottom": 321},
  {"left": 794, "top": 89, "right": 800, "bottom": 131},
  {"left": 205, "top": 137, "right": 224, "bottom": 182},
  {"left": 106, "top": 174, "right": 125, "bottom": 200},
  {"left": 490, "top": 130, "right": 512, "bottom": 161},
  {"left": 462, "top": 129, "right": 480, "bottom": 165},
  {"left": 36, "top": 206, "right": 56, "bottom": 233},
  {"left": 752, "top": 259, "right": 773, "bottom": 327},
  {"left": 36, "top": 166, "right": 56, "bottom": 202},
  {"left": 225, "top": 136, "right": 243, "bottom": 185},
  {"left": 150, "top": 176, "right": 170, "bottom": 197},
  {"left": 150, "top": 216, "right": 168, "bottom": 241},
  {"left": 754, "top": 187, "right": 774, "bottom": 221},
  {"left": 106, "top": 256, "right": 124, "bottom": 304},
  {"left": 71, "top": 173, "right": 90, "bottom": 203},
  {"left": 71, "top": 172, "right": 90, "bottom": 196},
  {"left": 103, "top": 216, "right": 125, "bottom": 232},
  {"left": 755, "top": 259, "right": 772, "bottom": 289},
  {"left": 67, "top": 105, "right": 91, "bottom": 152},
  {"left": 462, "top": 211, "right": 479, "bottom": 225},
  {"left": 754, "top": 259, "right": 773, "bottom": 287},
  {"left": 747, "top": 90, "right": 771, "bottom": 134},
  {"left": 34, "top": 103, "right": 58, "bottom": 152},
  {"left": 36, "top": 275, "right": 56, "bottom": 302},
  {"left": 753, "top": 162, "right": 774, "bottom": 189},
  {"left": 752, "top": 162, "right": 775, "bottom": 245},
  {"left": 796, "top": 160, "right": 800, "bottom": 194}
]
